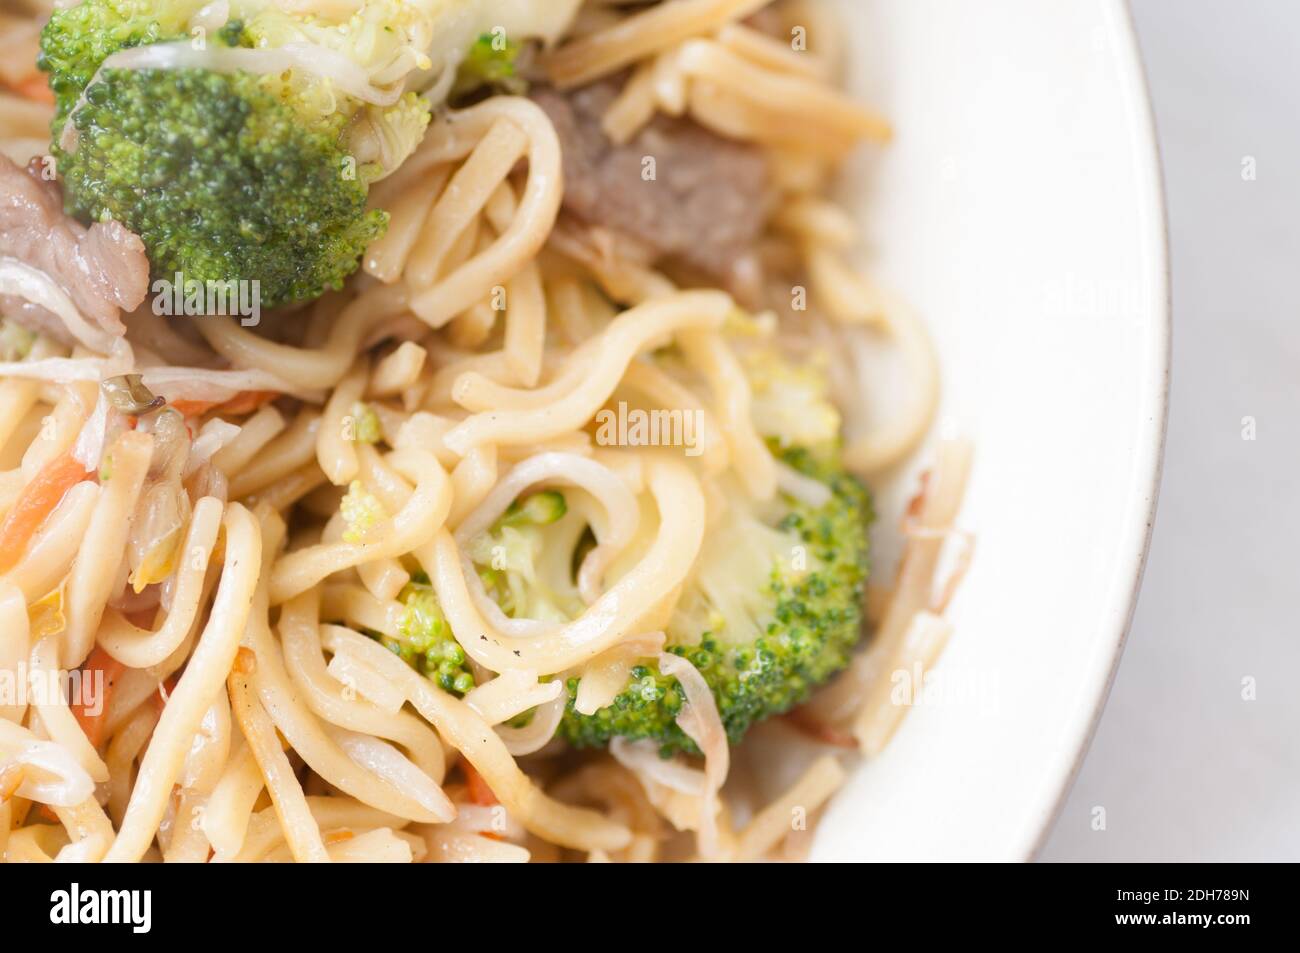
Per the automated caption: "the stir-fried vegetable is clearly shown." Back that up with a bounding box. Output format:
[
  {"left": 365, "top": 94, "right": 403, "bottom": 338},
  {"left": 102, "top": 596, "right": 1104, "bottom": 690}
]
[
  {"left": 340, "top": 481, "right": 387, "bottom": 544},
  {"left": 0, "top": 452, "right": 92, "bottom": 573},
  {"left": 102, "top": 374, "right": 164, "bottom": 416},
  {"left": 452, "top": 31, "right": 526, "bottom": 99},
  {"left": 126, "top": 409, "right": 191, "bottom": 592},
  {"left": 168, "top": 389, "right": 279, "bottom": 419},
  {"left": 71, "top": 646, "right": 126, "bottom": 749}
]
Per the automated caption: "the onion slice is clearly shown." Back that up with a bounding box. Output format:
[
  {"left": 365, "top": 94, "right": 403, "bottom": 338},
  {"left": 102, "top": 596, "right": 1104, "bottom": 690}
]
[
  {"left": 492, "top": 689, "right": 567, "bottom": 757},
  {"left": 0, "top": 257, "right": 118, "bottom": 354},
  {"left": 329, "top": 726, "right": 455, "bottom": 822},
  {"left": 773, "top": 458, "right": 832, "bottom": 508},
  {"left": 659, "top": 651, "right": 729, "bottom": 856},
  {"left": 184, "top": 419, "right": 242, "bottom": 477},
  {"left": 610, "top": 737, "right": 707, "bottom": 796},
  {"left": 464, "top": 670, "right": 562, "bottom": 726},
  {"left": 0, "top": 731, "right": 96, "bottom": 808},
  {"left": 100, "top": 41, "right": 406, "bottom": 106},
  {"left": 71, "top": 390, "right": 110, "bottom": 471}
]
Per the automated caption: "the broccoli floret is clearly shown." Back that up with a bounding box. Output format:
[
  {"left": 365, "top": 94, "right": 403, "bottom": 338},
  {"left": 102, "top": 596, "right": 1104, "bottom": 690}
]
[
  {"left": 500, "top": 489, "right": 567, "bottom": 528},
  {"left": 744, "top": 346, "right": 842, "bottom": 451},
  {"left": 37, "top": 0, "right": 194, "bottom": 111},
  {"left": 57, "top": 67, "right": 389, "bottom": 307},
  {"left": 349, "top": 402, "right": 383, "bottom": 445},
  {"left": 374, "top": 577, "right": 475, "bottom": 697},
  {"left": 339, "top": 480, "right": 387, "bottom": 544},
  {"left": 39, "top": 0, "right": 433, "bottom": 307},
  {"left": 468, "top": 490, "right": 584, "bottom": 624},
  {"left": 359, "top": 492, "right": 579, "bottom": 697},
  {"left": 559, "top": 447, "right": 872, "bottom": 755},
  {"left": 452, "top": 31, "right": 525, "bottom": 99}
]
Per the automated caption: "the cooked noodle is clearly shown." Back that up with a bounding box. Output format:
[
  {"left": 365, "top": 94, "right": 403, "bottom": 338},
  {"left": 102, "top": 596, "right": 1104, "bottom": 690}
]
[{"left": 0, "top": 0, "right": 971, "bottom": 863}]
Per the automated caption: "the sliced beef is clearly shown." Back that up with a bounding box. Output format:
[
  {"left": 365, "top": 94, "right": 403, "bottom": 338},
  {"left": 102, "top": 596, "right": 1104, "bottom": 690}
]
[
  {"left": 532, "top": 79, "right": 772, "bottom": 293},
  {"left": 0, "top": 155, "right": 149, "bottom": 344}
]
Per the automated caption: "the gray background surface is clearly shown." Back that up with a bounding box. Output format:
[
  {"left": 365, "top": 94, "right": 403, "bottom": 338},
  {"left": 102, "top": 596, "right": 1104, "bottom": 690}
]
[{"left": 1039, "top": 0, "right": 1300, "bottom": 861}]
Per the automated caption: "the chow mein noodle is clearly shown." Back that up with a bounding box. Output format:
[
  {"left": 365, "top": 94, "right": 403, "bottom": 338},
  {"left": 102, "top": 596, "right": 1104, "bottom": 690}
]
[{"left": 0, "top": 0, "right": 970, "bottom": 863}]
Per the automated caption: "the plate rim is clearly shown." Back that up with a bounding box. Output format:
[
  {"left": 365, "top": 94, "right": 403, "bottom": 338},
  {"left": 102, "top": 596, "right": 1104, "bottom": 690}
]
[{"left": 1024, "top": 0, "right": 1173, "bottom": 861}]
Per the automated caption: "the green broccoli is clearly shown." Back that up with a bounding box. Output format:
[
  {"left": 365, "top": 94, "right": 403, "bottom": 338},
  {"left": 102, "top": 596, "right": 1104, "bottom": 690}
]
[
  {"left": 339, "top": 480, "right": 387, "bottom": 544},
  {"left": 499, "top": 489, "right": 567, "bottom": 528},
  {"left": 375, "top": 576, "right": 476, "bottom": 697},
  {"left": 38, "top": 0, "right": 434, "bottom": 307},
  {"left": 363, "top": 492, "right": 573, "bottom": 698},
  {"left": 349, "top": 338, "right": 872, "bottom": 756},
  {"left": 469, "top": 490, "right": 584, "bottom": 624},
  {"left": 559, "top": 446, "right": 872, "bottom": 755},
  {"left": 349, "top": 402, "right": 384, "bottom": 446},
  {"left": 452, "top": 30, "right": 525, "bottom": 100},
  {"left": 744, "top": 347, "right": 843, "bottom": 451},
  {"left": 558, "top": 336, "right": 870, "bottom": 755}
]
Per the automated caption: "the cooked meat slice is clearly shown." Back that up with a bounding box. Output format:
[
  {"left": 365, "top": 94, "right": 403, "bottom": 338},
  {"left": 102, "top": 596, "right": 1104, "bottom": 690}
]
[
  {"left": 0, "top": 155, "right": 149, "bottom": 344},
  {"left": 532, "top": 79, "right": 772, "bottom": 291}
]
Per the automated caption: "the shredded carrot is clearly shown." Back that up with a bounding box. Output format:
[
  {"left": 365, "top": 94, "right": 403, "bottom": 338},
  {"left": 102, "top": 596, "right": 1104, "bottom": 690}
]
[
  {"left": 9, "top": 73, "right": 54, "bottom": 105},
  {"left": 219, "top": 389, "right": 279, "bottom": 415},
  {"left": 903, "top": 469, "right": 931, "bottom": 524},
  {"left": 462, "top": 759, "right": 498, "bottom": 807},
  {"left": 0, "top": 452, "right": 92, "bottom": 573},
  {"left": 461, "top": 760, "right": 504, "bottom": 839},
  {"left": 169, "top": 389, "right": 279, "bottom": 419},
  {"left": 72, "top": 647, "right": 127, "bottom": 750},
  {"left": 166, "top": 400, "right": 215, "bottom": 418}
]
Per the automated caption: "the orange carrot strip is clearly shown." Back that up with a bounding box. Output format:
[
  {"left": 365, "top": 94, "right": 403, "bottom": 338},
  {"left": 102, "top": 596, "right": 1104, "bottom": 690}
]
[
  {"left": 461, "top": 759, "right": 504, "bottom": 839},
  {"left": 165, "top": 400, "right": 217, "bottom": 418},
  {"left": 0, "top": 452, "right": 92, "bottom": 573},
  {"left": 11, "top": 74, "right": 54, "bottom": 105},
  {"left": 72, "top": 647, "right": 127, "bottom": 750},
  {"left": 463, "top": 759, "right": 499, "bottom": 807},
  {"left": 169, "top": 390, "right": 279, "bottom": 420},
  {"left": 217, "top": 390, "right": 278, "bottom": 416}
]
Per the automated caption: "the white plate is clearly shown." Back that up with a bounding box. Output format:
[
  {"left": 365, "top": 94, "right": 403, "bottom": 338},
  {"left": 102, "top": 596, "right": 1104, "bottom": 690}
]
[{"left": 810, "top": 0, "right": 1169, "bottom": 861}]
